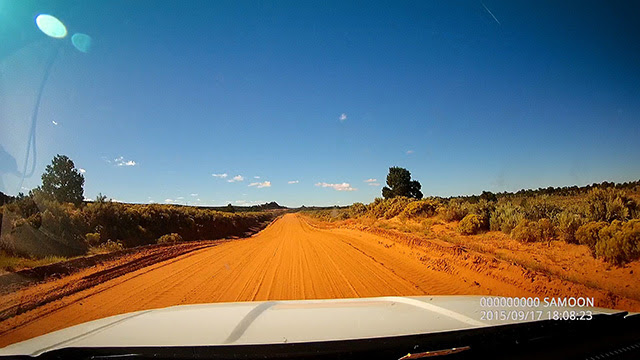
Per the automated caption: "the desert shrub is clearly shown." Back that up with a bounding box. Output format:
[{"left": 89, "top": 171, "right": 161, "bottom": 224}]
[
  {"left": 349, "top": 202, "right": 367, "bottom": 217},
  {"left": 38, "top": 200, "right": 89, "bottom": 250},
  {"left": 511, "top": 219, "right": 542, "bottom": 243},
  {"left": 306, "top": 209, "right": 350, "bottom": 222},
  {"left": 537, "top": 218, "right": 555, "bottom": 244},
  {"left": 510, "top": 218, "right": 554, "bottom": 243},
  {"left": 11, "top": 194, "right": 40, "bottom": 218},
  {"left": 469, "top": 199, "right": 494, "bottom": 230},
  {"left": 85, "top": 232, "right": 101, "bottom": 246},
  {"left": 88, "top": 240, "right": 124, "bottom": 255},
  {"left": 458, "top": 214, "right": 483, "bottom": 235},
  {"left": 157, "top": 233, "right": 183, "bottom": 244},
  {"left": 554, "top": 211, "right": 584, "bottom": 244},
  {"left": 439, "top": 199, "right": 470, "bottom": 222},
  {"left": 522, "top": 196, "right": 562, "bottom": 221},
  {"left": 575, "top": 221, "right": 608, "bottom": 256},
  {"left": 400, "top": 199, "right": 440, "bottom": 219},
  {"left": 26, "top": 213, "right": 42, "bottom": 228},
  {"left": 595, "top": 220, "right": 640, "bottom": 265},
  {"left": 584, "top": 188, "right": 638, "bottom": 222},
  {"left": 1, "top": 194, "right": 276, "bottom": 258},
  {"left": 490, "top": 202, "right": 525, "bottom": 234},
  {"left": 383, "top": 197, "right": 412, "bottom": 219},
  {"left": 85, "top": 202, "right": 275, "bottom": 247},
  {"left": 368, "top": 198, "right": 390, "bottom": 218}
]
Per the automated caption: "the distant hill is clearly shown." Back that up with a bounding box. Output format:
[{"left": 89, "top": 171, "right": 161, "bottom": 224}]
[
  {"left": 254, "top": 201, "right": 286, "bottom": 210},
  {"left": 192, "top": 201, "right": 288, "bottom": 213},
  {"left": 292, "top": 205, "right": 350, "bottom": 211}
]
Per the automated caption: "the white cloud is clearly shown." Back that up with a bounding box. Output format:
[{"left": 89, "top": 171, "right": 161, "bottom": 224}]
[
  {"left": 212, "top": 173, "right": 228, "bottom": 178},
  {"left": 315, "top": 182, "right": 357, "bottom": 191},
  {"left": 164, "top": 199, "right": 174, "bottom": 203},
  {"left": 367, "top": 182, "right": 380, "bottom": 186},
  {"left": 254, "top": 176, "right": 260, "bottom": 179},
  {"left": 52, "top": 120, "right": 58, "bottom": 126},
  {"left": 227, "top": 175, "right": 244, "bottom": 183},
  {"left": 339, "top": 113, "right": 347, "bottom": 122},
  {"left": 79, "top": 168, "right": 86, "bottom": 174},
  {"left": 364, "top": 178, "right": 377, "bottom": 183},
  {"left": 249, "top": 181, "right": 271, "bottom": 188},
  {"left": 190, "top": 193, "right": 198, "bottom": 197},
  {"left": 177, "top": 196, "right": 184, "bottom": 200},
  {"left": 114, "top": 156, "right": 137, "bottom": 167},
  {"left": 287, "top": 180, "right": 299, "bottom": 184},
  {"left": 406, "top": 150, "right": 414, "bottom": 154}
]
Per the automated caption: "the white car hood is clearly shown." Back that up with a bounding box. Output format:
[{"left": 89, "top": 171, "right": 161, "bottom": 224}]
[{"left": 0, "top": 295, "right": 623, "bottom": 357}]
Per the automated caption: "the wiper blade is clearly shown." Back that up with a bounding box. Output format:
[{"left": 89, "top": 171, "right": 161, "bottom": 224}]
[{"left": 398, "top": 346, "right": 471, "bottom": 359}]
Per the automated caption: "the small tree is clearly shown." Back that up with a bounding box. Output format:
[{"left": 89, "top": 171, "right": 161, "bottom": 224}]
[
  {"left": 39, "top": 154, "right": 85, "bottom": 205},
  {"left": 382, "top": 167, "right": 423, "bottom": 199}
]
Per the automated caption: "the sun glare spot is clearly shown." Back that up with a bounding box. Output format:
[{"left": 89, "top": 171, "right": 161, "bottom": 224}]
[
  {"left": 72, "top": 33, "right": 92, "bottom": 53},
  {"left": 35, "top": 14, "right": 67, "bottom": 38}
]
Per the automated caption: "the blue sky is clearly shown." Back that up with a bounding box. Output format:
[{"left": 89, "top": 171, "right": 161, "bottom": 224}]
[{"left": 1, "top": 1, "right": 639, "bottom": 207}]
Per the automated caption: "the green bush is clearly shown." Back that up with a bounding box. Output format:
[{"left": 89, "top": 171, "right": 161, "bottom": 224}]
[
  {"left": 554, "top": 211, "right": 584, "bottom": 244},
  {"left": 490, "top": 202, "right": 525, "bottom": 234},
  {"left": 537, "top": 218, "right": 555, "bottom": 244},
  {"left": 335, "top": 211, "right": 350, "bottom": 220},
  {"left": 400, "top": 199, "right": 440, "bottom": 219},
  {"left": 85, "top": 232, "right": 101, "bottom": 246},
  {"left": 511, "top": 219, "right": 542, "bottom": 243},
  {"left": 469, "top": 199, "right": 494, "bottom": 230},
  {"left": 3, "top": 194, "right": 276, "bottom": 258},
  {"left": 439, "top": 199, "right": 470, "bottom": 222},
  {"left": 89, "top": 240, "right": 124, "bottom": 255},
  {"left": 584, "top": 188, "right": 638, "bottom": 222},
  {"left": 458, "top": 214, "right": 483, "bottom": 235},
  {"left": 305, "top": 209, "right": 350, "bottom": 222},
  {"left": 368, "top": 198, "right": 390, "bottom": 218},
  {"left": 575, "top": 221, "right": 608, "bottom": 255},
  {"left": 383, "top": 197, "right": 412, "bottom": 219},
  {"left": 157, "top": 233, "right": 183, "bottom": 244},
  {"left": 523, "top": 196, "right": 561, "bottom": 221},
  {"left": 595, "top": 220, "right": 640, "bottom": 265},
  {"left": 26, "top": 213, "right": 42, "bottom": 228},
  {"left": 349, "top": 202, "right": 367, "bottom": 217}
]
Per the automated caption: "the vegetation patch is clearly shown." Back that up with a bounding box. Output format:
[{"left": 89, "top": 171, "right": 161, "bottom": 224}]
[
  {"left": 457, "top": 214, "right": 483, "bottom": 235},
  {"left": 157, "top": 233, "right": 183, "bottom": 245}
]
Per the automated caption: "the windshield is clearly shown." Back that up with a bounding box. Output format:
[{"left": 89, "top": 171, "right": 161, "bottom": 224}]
[{"left": 1, "top": 0, "right": 639, "bottom": 353}]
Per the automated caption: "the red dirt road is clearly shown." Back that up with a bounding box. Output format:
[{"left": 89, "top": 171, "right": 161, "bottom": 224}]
[{"left": 1, "top": 213, "right": 639, "bottom": 346}]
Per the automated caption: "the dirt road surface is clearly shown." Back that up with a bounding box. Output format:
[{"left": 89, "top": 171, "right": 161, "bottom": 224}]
[{"left": 1, "top": 213, "right": 639, "bottom": 347}]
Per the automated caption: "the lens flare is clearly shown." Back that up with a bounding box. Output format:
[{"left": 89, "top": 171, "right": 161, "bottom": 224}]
[
  {"left": 71, "top": 33, "right": 92, "bottom": 53},
  {"left": 35, "top": 14, "right": 67, "bottom": 38}
]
